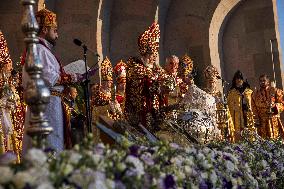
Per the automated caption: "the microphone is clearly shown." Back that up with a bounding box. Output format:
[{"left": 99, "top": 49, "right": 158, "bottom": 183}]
[
  {"left": 73, "top": 38, "right": 83, "bottom": 47},
  {"left": 73, "top": 38, "right": 100, "bottom": 57}
]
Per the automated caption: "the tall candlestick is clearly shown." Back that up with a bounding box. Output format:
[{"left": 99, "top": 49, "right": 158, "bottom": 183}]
[{"left": 21, "top": 0, "right": 52, "bottom": 148}]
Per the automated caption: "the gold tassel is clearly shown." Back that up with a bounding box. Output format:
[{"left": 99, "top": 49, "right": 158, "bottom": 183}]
[
  {"left": 0, "top": 132, "right": 4, "bottom": 154},
  {"left": 11, "top": 133, "right": 20, "bottom": 163}
]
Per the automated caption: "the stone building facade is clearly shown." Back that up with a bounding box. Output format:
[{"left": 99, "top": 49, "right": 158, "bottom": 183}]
[{"left": 0, "top": 0, "right": 282, "bottom": 90}]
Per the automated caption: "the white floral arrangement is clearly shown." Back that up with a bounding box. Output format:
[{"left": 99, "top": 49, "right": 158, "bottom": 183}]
[
  {"left": 0, "top": 134, "right": 283, "bottom": 189},
  {"left": 179, "top": 84, "right": 221, "bottom": 143}
]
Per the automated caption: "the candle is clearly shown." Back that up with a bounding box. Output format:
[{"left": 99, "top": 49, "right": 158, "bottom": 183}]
[{"left": 99, "top": 60, "right": 102, "bottom": 86}]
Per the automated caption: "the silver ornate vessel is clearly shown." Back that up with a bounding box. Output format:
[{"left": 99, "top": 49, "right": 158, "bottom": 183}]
[{"left": 21, "top": 0, "right": 52, "bottom": 147}]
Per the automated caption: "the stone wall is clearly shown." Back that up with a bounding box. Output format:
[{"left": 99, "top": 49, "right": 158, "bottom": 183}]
[
  {"left": 55, "top": 0, "right": 100, "bottom": 66},
  {"left": 109, "top": 0, "right": 158, "bottom": 64}
]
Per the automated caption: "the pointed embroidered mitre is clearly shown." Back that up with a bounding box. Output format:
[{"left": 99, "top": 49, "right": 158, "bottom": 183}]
[
  {"left": 0, "top": 31, "right": 12, "bottom": 67},
  {"left": 36, "top": 8, "right": 57, "bottom": 28},
  {"left": 101, "top": 57, "right": 113, "bottom": 81},
  {"left": 138, "top": 22, "right": 160, "bottom": 56},
  {"left": 178, "top": 54, "right": 194, "bottom": 77},
  {"left": 114, "top": 60, "right": 127, "bottom": 84}
]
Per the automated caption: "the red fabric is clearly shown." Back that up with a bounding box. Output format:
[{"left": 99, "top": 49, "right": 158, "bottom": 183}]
[
  {"left": 62, "top": 102, "right": 72, "bottom": 149},
  {"left": 116, "top": 95, "right": 124, "bottom": 104},
  {"left": 20, "top": 50, "right": 26, "bottom": 65}
]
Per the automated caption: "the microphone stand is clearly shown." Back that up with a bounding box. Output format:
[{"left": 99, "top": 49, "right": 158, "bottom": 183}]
[{"left": 82, "top": 46, "right": 92, "bottom": 133}]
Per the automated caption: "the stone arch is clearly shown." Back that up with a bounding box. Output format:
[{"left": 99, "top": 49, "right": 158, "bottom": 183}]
[
  {"left": 96, "top": 0, "right": 113, "bottom": 60},
  {"left": 210, "top": 0, "right": 283, "bottom": 89},
  {"left": 222, "top": 0, "right": 282, "bottom": 88},
  {"left": 209, "top": 0, "right": 244, "bottom": 77}
]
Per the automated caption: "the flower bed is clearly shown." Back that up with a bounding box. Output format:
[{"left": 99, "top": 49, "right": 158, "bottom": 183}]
[{"left": 0, "top": 136, "right": 283, "bottom": 189}]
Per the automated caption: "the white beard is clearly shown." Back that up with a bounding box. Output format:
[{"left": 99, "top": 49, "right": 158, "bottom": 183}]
[{"left": 141, "top": 57, "right": 154, "bottom": 69}]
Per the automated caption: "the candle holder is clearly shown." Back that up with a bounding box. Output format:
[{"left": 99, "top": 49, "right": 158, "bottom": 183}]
[
  {"left": 216, "top": 102, "right": 229, "bottom": 140},
  {"left": 21, "top": 0, "right": 52, "bottom": 148}
]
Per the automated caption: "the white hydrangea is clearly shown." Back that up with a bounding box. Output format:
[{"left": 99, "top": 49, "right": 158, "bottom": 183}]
[
  {"left": 68, "top": 152, "right": 82, "bottom": 164},
  {"left": 260, "top": 160, "right": 268, "bottom": 168},
  {"left": 184, "top": 165, "right": 192, "bottom": 175},
  {"left": 202, "top": 147, "right": 211, "bottom": 154},
  {"left": 170, "top": 155, "right": 183, "bottom": 166},
  {"left": 231, "top": 178, "right": 238, "bottom": 188},
  {"left": 105, "top": 179, "right": 115, "bottom": 189},
  {"left": 116, "top": 162, "right": 126, "bottom": 171},
  {"left": 60, "top": 163, "right": 74, "bottom": 176},
  {"left": 208, "top": 151, "right": 216, "bottom": 160},
  {"left": 68, "top": 170, "right": 85, "bottom": 186},
  {"left": 237, "top": 177, "right": 243, "bottom": 186},
  {"left": 88, "top": 172, "right": 112, "bottom": 189},
  {"left": 185, "top": 147, "right": 197, "bottom": 154},
  {"left": 0, "top": 166, "right": 13, "bottom": 184},
  {"left": 36, "top": 182, "right": 54, "bottom": 189},
  {"left": 125, "top": 155, "right": 145, "bottom": 177},
  {"left": 210, "top": 170, "right": 218, "bottom": 185},
  {"left": 197, "top": 152, "right": 205, "bottom": 161},
  {"left": 190, "top": 184, "right": 199, "bottom": 189},
  {"left": 271, "top": 172, "right": 277, "bottom": 180},
  {"left": 184, "top": 156, "right": 194, "bottom": 166},
  {"left": 176, "top": 171, "right": 185, "bottom": 180},
  {"left": 13, "top": 171, "right": 35, "bottom": 189},
  {"left": 92, "top": 154, "right": 101, "bottom": 164},
  {"left": 201, "top": 172, "right": 208, "bottom": 179},
  {"left": 68, "top": 168, "right": 96, "bottom": 188},
  {"left": 202, "top": 160, "right": 212, "bottom": 170},
  {"left": 27, "top": 167, "right": 50, "bottom": 185},
  {"left": 225, "top": 160, "right": 235, "bottom": 172},
  {"left": 25, "top": 148, "right": 47, "bottom": 166}
]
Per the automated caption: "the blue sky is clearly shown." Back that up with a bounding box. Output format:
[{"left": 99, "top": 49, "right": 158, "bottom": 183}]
[{"left": 278, "top": 0, "right": 284, "bottom": 64}]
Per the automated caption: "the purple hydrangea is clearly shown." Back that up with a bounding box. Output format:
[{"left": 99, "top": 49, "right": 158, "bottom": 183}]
[{"left": 164, "top": 175, "right": 176, "bottom": 189}]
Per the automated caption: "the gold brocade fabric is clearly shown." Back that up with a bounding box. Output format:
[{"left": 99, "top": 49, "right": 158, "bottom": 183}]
[
  {"left": 92, "top": 105, "right": 110, "bottom": 144},
  {"left": 156, "top": 130, "right": 191, "bottom": 147},
  {"left": 0, "top": 31, "right": 24, "bottom": 163},
  {"left": 0, "top": 88, "right": 23, "bottom": 163},
  {"left": 35, "top": 9, "right": 57, "bottom": 28},
  {"left": 125, "top": 57, "right": 158, "bottom": 130},
  {"left": 179, "top": 82, "right": 188, "bottom": 97},
  {"left": 178, "top": 54, "right": 194, "bottom": 78},
  {"left": 91, "top": 85, "right": 115, "bottom": 144},
  {"left": 252, "top": 87, "right": 284, "bottom": 139},
  {"left": 227, "top": 88, "right": 253, "bottom": 142},
  {"left": 163, "top": 74, "right": 184, "bottom": 106},
  {"left": 11, "top": 95, "right": 25, "bottom": 162}
]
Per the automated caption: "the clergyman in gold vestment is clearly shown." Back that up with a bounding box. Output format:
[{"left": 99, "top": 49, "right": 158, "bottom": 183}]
[
  {"left": 227, "top": 71, "right": 253, "bottom": 142},
  {"left": 252, "top": 75, "right": 284, "bottom": 139}
]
